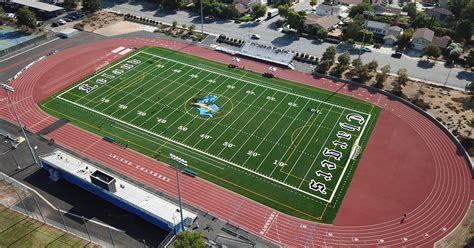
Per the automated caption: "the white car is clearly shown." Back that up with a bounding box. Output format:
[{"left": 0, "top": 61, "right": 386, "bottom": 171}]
[
  {"left": 360, "top": 47, "right": 371, "bottom": 52},
  {"left": 57, "top": 19, "right": 67, "bottom": 25},
  {"left": 4, "top": 13, "right": 16, "bottom": 19}
]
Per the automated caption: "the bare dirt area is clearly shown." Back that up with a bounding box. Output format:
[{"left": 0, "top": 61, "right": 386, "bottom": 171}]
[
  {"left": 74, "top": 10, "right": 124, "bottom": 32},
  {"left": 93, "top": 21, "right": 155, "bottom": 37},
  {"left": 0, "top": 180, "right": 24, "bottom": 206},
  {"left": 435, "top": 201, "right": 474, "bottom": 247}
]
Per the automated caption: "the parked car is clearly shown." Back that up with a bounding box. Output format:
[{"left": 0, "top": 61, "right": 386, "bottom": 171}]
[
  {"left": 262, "top": 72, "right": 274, "bottom": 78},
  {"left": 64, "top": 17, "right": 73, "bottom": 22},
  {"left": 391, "top": 52, "right": 402, "bottom": 58},
  {"left": 251, "top": 34, "right": 261, "bottom": 39},
  {"left": 36, "top": 21, "right": 44, "bottom": 26},
  {"left": 57, "top": 19, "right": 67, "bottom": 25},
  {"left": 228, "top": 64, "right": 237, "bottom": 69},
  {"left": 360, "top": 47, "right": 371, "bottom": 52},
  {"left": 51, "top": 22, "right": 59, "bottom": 27},
  {"left": 4, "top": 13, "right": 16, "bottom": 19}
]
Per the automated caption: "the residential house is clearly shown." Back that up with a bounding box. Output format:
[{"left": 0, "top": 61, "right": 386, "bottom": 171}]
[
  {"left": 365, "top": 20, "right": 389, "bottom": 36},
  {"left": 411, "top": 28, "right": 434, "bottom": 51},
  {"left": 314, "top": 3, "right": 349, "bottom": 18},
  {"left": 432, "top": 35, "right": 451, "bottom": 50},
  {"left": 305, "top": 14, "right": 341, "bottom": 31},
  {"left": 234, "top": 3, "right": 250, "bottom": 16},
  {"left": 425, "top": 7, "right": 452, "bottom": 24},
  {"left": 383, "top": 26, "right": 403, "bottom": 46},
  {"left": 372, "top": 4, "right": 403, "bottom": 16},
  {"left": 334, "top": 0, "right": 362, "bottom": 6}
]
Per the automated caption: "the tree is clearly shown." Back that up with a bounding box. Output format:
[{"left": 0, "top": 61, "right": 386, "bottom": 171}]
[
  {"left": 64, "top": 0, "right": 77, "bottom": 9},
  {"left": 287, "top": 9, "right": 306, "bottom": 32},
  {"left": 251, "top": 3, "right": 267, "bottom": 19},
  {"left": 343, "top": 14, "right": 364, "bottom": 41},
  {"left": 448, "top": 0, "right": 470, "bottom": 17},
  {"left": 367, "top": 60, "right": 378, "bottom": 72},
  {"left": 397, "top": 28, "right": 414, "bottom": 49},
  {"left": 277, "top": 4, "right": 289, "bottom": 19},
  {"left": 402, "top": 3, "right": 417, "bottom": 18},
  {"left": 15, "top": 7, "right": 36, "bottom": 29},
  {"left": 352, "top": 58, "right": 362, "bottom": 69},
  {"left": 447, "top": 42, "right": 463, "bottom": 61},
  {"left": 172, "top": 230, "right": 206, "bottom": 248},
  {"left": 454, "top": 19, "right": 472, "bottom": 42},
  {"left": 314, "top": 28, "right": 328, "bottom": 39},
  {"left": 460, "top": 0, "right": 474, "bottom": 22},
  {"left": 338, "top": 51, "right": 351, "bottom": 67},
  {"left": 467, "top": 48, "right": 474, "bottom": 67},
  {"left": 316, "top": 60, "right": 333, "bottom": 74},
  {"left": 172, "top": 20, "right": 178, "bottom": 29},
  {"left": 334, "top": 51, "right": 351, "bottom": 76},
  {"left": 412, "top": 13, "right": 433, "bottom": 28},
  {"left": 423, "top": 43, "right": 441, "bottom": 60},
  {"left": 83, "top": 0, "right": 101, "bottom": 12},
  {"left": 0, "top": 6, "right": 3, "bottom": 15},
  {"left": 349, "top": 3, "right": 373, "bottom": 18},
  {"left": 354, "top": 64, "right": 371, "bottom": 83},
  {"left": 310, "top": 0, "right": 317, "bottom": 7},
  {"left": 322, "top": 46, "right": 337, "bottom": 63},
  {"left": 374, "top": 65, "right": 391, "bottom": 88},
  {"left": 189, "top": 24, "right": 196, "bottom": 34},
  {"left": 397, "top": 68, "right": 409, "bottom": 86}
]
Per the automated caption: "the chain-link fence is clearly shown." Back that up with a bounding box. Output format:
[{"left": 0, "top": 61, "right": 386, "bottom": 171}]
[{"left": 0, "top": 172, "right": 151, "bottom": 247}]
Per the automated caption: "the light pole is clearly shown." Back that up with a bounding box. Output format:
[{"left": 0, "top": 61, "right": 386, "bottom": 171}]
[
  {"left": 170, "top": 153, "right": 187, "bottom": 232},
  {"left": 200, "top": 0, "right": 204, "bottom": 34},
  {"left": 358, "top": 10, "right": 375, "bottom": 60},
  {"left": 1, "top": 83, "right": 38, "bottom": 165}
]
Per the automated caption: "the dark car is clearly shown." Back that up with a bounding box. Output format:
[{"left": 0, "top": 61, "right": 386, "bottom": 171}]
[
  {"left": 262, "top": 72, "right": 274, "bottom": 78},
  {"left": 51, "top": 22, "right": 59, "bottom": 27},
  {"left": 391, "top": 52, "right": 402, "bottom": 58},
  {"left": 228, "top": 64, "right": 237, "bottom": 69}
]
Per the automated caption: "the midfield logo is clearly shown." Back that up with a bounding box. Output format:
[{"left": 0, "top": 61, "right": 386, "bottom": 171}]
[{"left": 191, "top": 94, "right": 220, "bottom": 118}]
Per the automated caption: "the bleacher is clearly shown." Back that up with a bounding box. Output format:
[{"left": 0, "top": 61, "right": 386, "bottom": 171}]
[{"left": 237, "top": 42, "right": 295, "bottom": 68}]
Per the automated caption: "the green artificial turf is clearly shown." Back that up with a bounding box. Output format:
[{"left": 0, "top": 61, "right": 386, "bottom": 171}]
[{"left": 40, "top": 46, "right": 380, "bottom": 223}]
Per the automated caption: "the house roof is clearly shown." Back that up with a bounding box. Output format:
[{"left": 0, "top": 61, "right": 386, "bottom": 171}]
[
  {"left": 337, "top": 0, "right": 362, "bottom": 5},
  {"left": 383, "top": 35, "right": 397, "bottom": 41},
  {"left": 305, "top": 15, "right": 341, "bottom": 30},
  {"left": 11, "top": 0, "right": 64, "bottom": 12},
  {"left": 373, "top": 4, "right": 402, "bottom": 15},
  {"left": 365, "top": 20, "right": 389, "bottom": 30},
  {"left": 432, "top": 35, "right": 451, "bottom": 48},
  {"left": 234, "top": 3, "right": 250, "bottom": 14},
  {"left": 234, "top": 0, "right": 253, "bottom": 7},
  {"left": 412, "top": 28, "right": 434, "bottom": 41},
  {"left": 386, "top": 26, "right": 403, "bottom": 36},
  {"left": 426, "top": 7, "right": 452, "bottom": 16},
  {"left": 316, "top": 3, "right": 334, "bottom": 12}
]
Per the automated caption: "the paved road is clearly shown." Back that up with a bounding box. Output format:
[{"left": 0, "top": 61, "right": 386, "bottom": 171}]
[{"left": 103, "top": 0, "right": 474, "bottom": 90}]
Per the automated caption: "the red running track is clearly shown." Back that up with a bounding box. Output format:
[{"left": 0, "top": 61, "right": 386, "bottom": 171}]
[{"left": 1, "top": 37, "right": 472, "bottom": 247}]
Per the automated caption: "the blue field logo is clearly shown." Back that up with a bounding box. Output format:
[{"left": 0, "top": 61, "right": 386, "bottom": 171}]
[{"left": 191, "top": 95, "right": 220, "bottom": 118}]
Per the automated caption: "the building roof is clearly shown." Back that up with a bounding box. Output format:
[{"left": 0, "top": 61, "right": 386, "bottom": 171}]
[
  {"left": 365, "top": 20, "right": 389, "bottom": 30},
  {"left": 305, "top": 15, "right": 341, "bottom": 30},
  {"left": 386, "top": 25, "right": 403, "bottom": 36},
  {"left": 432, "top": 35, "right": 451, "bottom": 48},
  {"left": 426, "top": 7, "right": 452, "bottom": 16},
  {"left": 337, "top": 0, "right": 363, "bottom": 5},
  {"left": 234, "top": 3, "right": 250, "bottom": 14},
  {"left": 11, "top": 0, "right": 64, "bottom": 12},
  {"left": 40, "top": 150, "right": 197, "bottom": 228},
  {"left": 412, "top": 28, "right": 434, "bottom": 41},
  {"left": 383, "top": 34, "right": 397, "bottom": 41}
]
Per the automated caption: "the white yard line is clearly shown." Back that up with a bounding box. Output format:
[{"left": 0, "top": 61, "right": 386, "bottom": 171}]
[
  {"left": 140, "top": 51, "right": 370, "bottom": 116},
  {"left": 228, "top": 94, "right": 289, "bottom": 161},
  {"left": 204, "top": 88, "right": 268, "bottom": 154},
  {"left": 257, "top": 99, "right": 311, "bottom": 173},
  {"left": 284, "top": 106, "right": 336, "bottom": 185}
]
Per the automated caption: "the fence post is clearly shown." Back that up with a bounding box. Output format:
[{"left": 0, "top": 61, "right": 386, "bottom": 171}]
[
  {"left": 57, "top": 207, "right": 69, "bottom": 233},
  {"left": 33, "top": 197, "right": 45, "bottom": 223},
  {"left": 143, "top": 239, "right": 146, "bottom": 248},
  {"left": 16, "top": 191, "right": 29, "bottom": 217},
  {"left": 82, "top": 216, "right": 92, "bottom": 243},
  {"left": 108, "top": 227, "right": 116, "bottom": 248}
]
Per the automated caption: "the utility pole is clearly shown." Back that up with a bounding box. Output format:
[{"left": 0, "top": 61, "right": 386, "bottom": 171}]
[
  {"left": 170, "top": 153, "right": 187, "bottom": 232},
  {"left": 1, "top": 83, "right": 38, "bottom": 165},
  {"left": 358, "top": 10, "right": 375, "bottom": 60},
  {"left": 200, "top": 0, "right": 204, "bottom": 34}
]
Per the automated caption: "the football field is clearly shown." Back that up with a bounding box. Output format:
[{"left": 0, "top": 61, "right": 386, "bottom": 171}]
[{"left": 40, "top": 46, "right": 380, "bottom": 222}]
